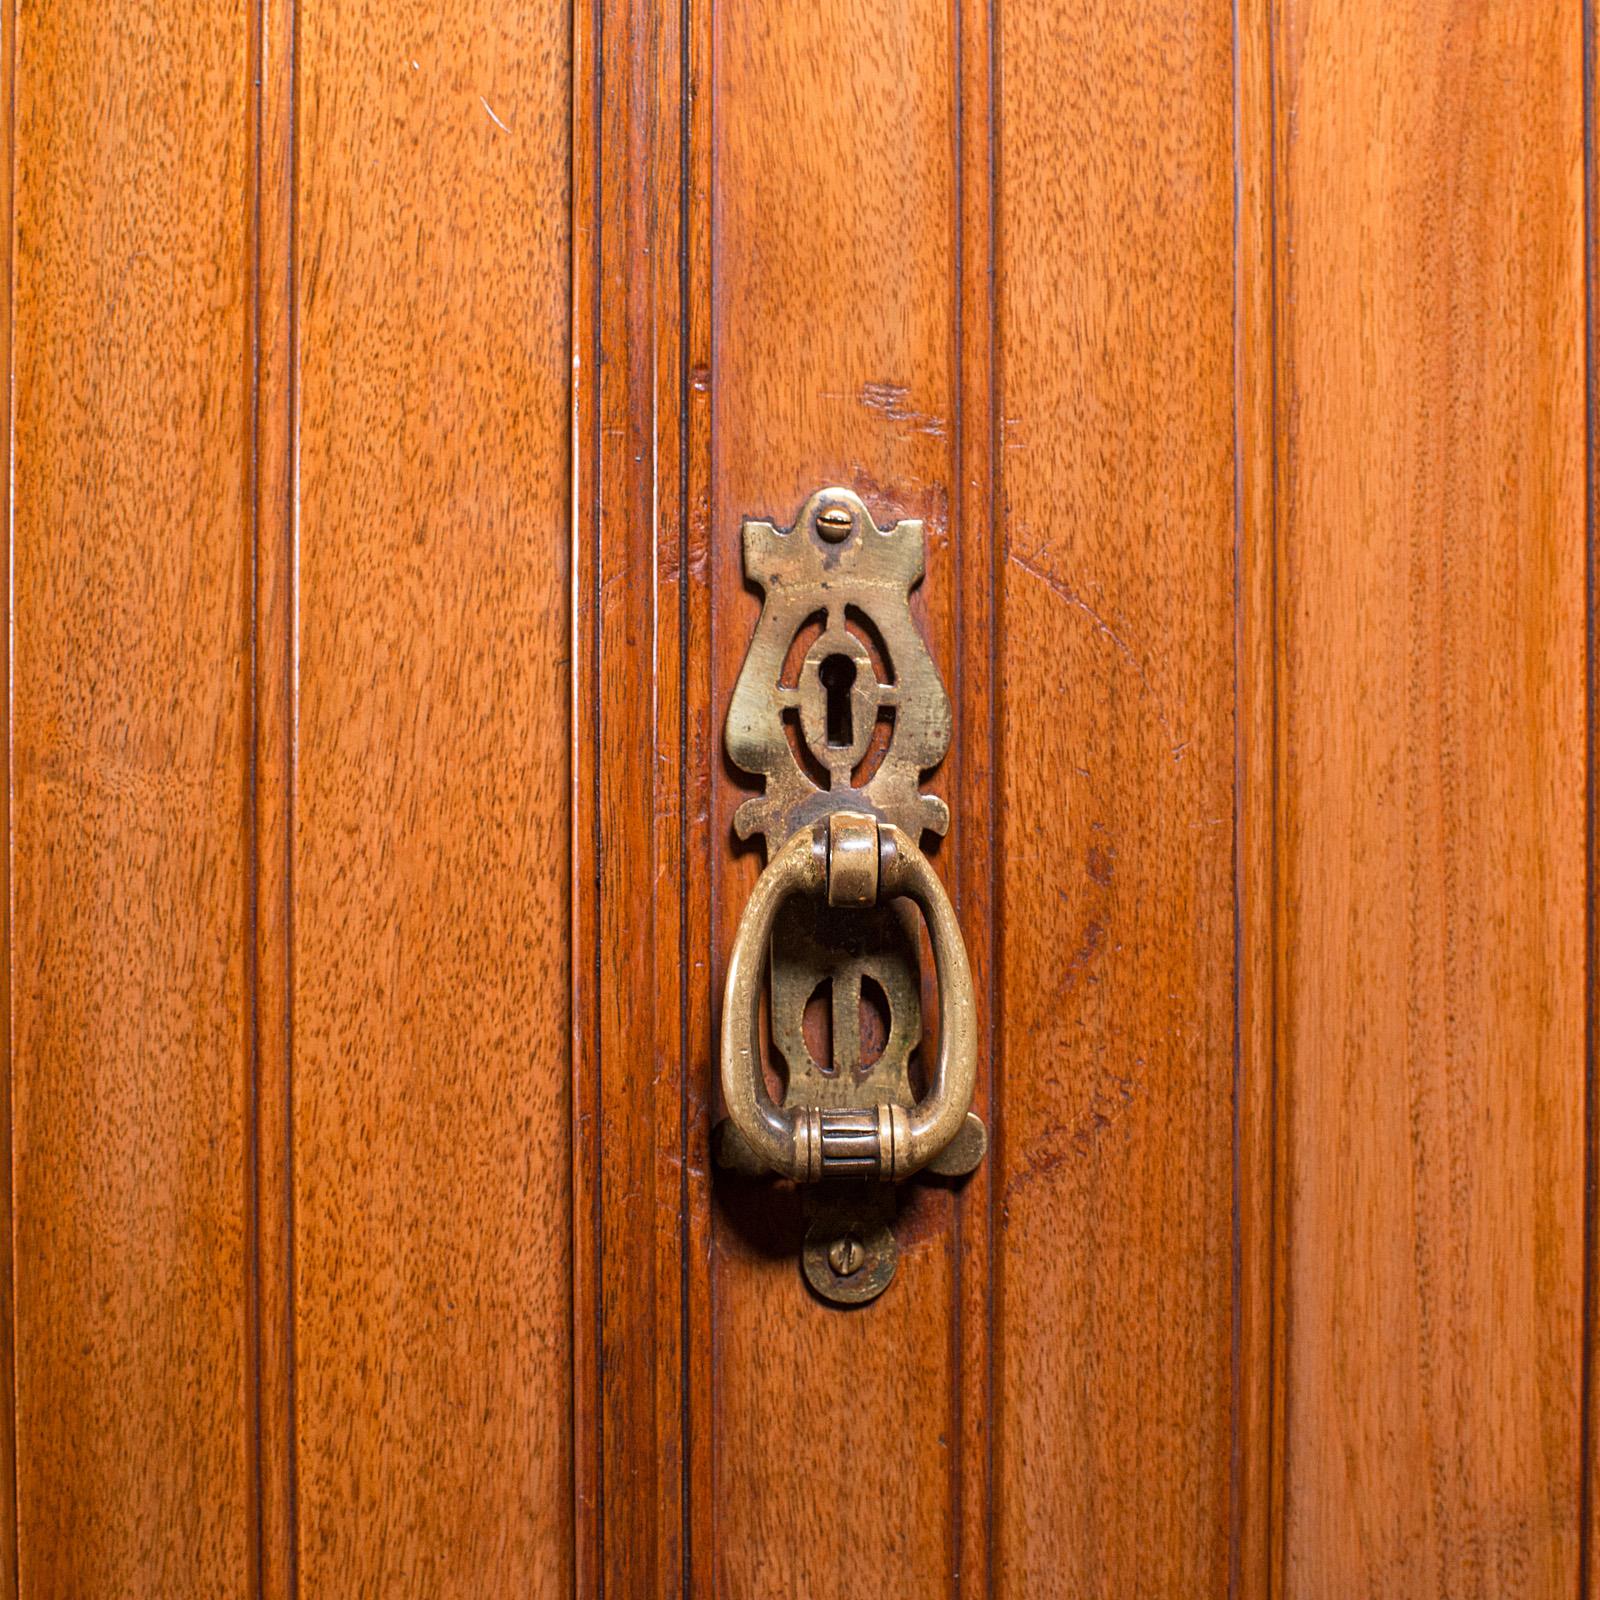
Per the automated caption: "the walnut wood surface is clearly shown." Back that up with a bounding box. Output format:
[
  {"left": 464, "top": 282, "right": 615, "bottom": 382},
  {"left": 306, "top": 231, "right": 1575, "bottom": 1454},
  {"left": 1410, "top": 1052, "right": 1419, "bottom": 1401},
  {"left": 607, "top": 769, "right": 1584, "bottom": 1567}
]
[
  {"left": 9, "top": 2, "right": 256, "bottom": 1592},
  {"left": 286, "top": 1, "right": 574, "bottom": 1592},
  {"left": 0, "top": 0, "right": 1593, "bottom": 1594},
  {"left": 1273, "top": 4, "right": 1587, "bottom": 1594},
  {"left": 991, "top": 0, "right": 1240, "bottom": 1589}
]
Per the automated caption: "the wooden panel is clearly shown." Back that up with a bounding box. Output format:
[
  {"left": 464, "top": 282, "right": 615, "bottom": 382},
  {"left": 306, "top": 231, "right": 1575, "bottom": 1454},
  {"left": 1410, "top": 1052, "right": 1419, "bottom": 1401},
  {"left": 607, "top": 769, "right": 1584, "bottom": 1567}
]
[
  {"left": 8, "top": 0, "right": 255, "bottom": 1591},
  {"left": 708, "top": 0, "right": 964, "bottom": 1593},
  {"left": 1275, "top": 3, "right": 1586, "bottom": 1594},
  {"left": 289, "top": 2, "right": 573, "bottom": 1591},
  {"left": 992, "top": 0, "right": 1239, "bottom": 1591}
]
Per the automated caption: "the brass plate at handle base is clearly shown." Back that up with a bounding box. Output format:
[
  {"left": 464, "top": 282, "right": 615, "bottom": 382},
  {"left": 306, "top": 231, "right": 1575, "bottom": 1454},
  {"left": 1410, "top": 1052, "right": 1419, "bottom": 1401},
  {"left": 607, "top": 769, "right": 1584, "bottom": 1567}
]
[{"left": 801, "top": 1189, "right": 897, "bottom": 1306}]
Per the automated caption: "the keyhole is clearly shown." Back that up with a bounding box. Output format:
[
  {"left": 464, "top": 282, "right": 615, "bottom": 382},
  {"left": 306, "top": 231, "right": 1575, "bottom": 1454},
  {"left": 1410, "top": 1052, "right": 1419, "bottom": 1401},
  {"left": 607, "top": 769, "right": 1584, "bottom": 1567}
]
[{"left": 819, "top": 654, "right": 857, "bottom": 748}]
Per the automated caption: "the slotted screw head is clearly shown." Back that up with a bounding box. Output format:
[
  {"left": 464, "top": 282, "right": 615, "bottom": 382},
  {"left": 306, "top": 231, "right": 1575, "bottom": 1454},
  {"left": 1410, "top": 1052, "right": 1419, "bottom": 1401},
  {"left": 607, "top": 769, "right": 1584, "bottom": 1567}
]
[
  {"left": 827, "top": 1233, "right": 865, "bottom": 1277},
  {"left": 816, "top": 506, "right": 853, "bottom": 542}
]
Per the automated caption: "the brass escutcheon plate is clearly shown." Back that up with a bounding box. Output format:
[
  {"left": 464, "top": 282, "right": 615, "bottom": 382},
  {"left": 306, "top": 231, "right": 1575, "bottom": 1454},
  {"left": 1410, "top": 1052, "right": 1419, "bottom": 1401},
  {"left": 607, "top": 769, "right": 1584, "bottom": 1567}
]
[{"left": 717, "top": 487, "right": 985, "bottom": 1306}]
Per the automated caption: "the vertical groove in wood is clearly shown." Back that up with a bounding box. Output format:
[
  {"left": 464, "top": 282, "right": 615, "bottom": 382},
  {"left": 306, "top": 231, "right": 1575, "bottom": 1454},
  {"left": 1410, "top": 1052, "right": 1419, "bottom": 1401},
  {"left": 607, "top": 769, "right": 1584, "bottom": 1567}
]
[
  {"left": 0, "top": 0, "right": 13, "bottom": 1588},
  {"left": 676, "top": 0, "right": 695, "bottom": 1573},
  {"left": 0, "top": 0, "right": 14, "bottom": 1587},
  {"left": 1233, "top": 0, "right": 1284, "bottom": 1593},
  {"left": 1267, "top": 6, "right": 1292, "bottom": 1589},
  {"left": 572, "top": 0, "right": 601, "bottom": 1574},
  {"left": 953, "top": 0, "right": 996, "bottom": 1589},
  {"left": 947, "top": 1, "right": 963, "bottom": 1568},
  {"left": 570, "top": 0, "right": 602, "bottom": 1568},
  {"left": 986, "top": 3, "right": 1004, "bottom": 1590},
  {"left": 249, "top": 0, "right": 297, "bottom": 1592},
  {"left": 568, "top": 0, "right": 601, "bottom": 1579},
  {"left": 985, "top": 1, "right": 1003, "bottom": 1591},
  {"left": 1585, "top": 0, "right": 1598, "bottom": 1590},
  {"left": 245, "top": 0, "right": 264, "bottom": 1588}
]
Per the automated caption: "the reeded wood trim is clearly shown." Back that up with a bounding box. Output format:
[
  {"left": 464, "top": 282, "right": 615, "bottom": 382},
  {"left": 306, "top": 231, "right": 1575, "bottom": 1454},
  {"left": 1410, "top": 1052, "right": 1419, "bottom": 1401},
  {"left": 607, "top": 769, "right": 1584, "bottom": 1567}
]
[{"left": 570, "top": 0, "right": 695, "bottom": 1588}]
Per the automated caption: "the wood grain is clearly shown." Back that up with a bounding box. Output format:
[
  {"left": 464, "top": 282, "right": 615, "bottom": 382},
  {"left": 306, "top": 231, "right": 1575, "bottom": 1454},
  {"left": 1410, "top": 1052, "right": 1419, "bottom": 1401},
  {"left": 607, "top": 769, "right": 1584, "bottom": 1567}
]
[
  {"left": 288, "top": 2, "right": 573, "bottom": 1591},
  {"left": 707, "top": 0, "right": 965, "bottom": 1593},
  {"left": 992, "top": 0, "right": 1239, "bottom": 1592},
  {"left": 3, "top": 1, "right": 1591, "bottom": 1592},
  {"left": 1275, "top": 3, "right": 1587, "bottom": 1594},
  {"left": 8, "top": 0, "right": 256, "bottom": 1592}
]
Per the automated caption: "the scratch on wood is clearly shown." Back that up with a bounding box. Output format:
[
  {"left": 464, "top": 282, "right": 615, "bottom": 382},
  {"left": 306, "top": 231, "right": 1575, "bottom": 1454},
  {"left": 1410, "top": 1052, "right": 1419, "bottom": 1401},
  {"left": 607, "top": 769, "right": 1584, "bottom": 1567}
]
[
  {"left": 819, "top": 380, "right": 948, "bottom": 439},
  {"left": 1003, "top": 1070, "right": 1143, "bottom": 1203},
  {"left": 1045, "top": 910, "right": 1107, "bottom": 1001},
  {"left": 1007, "top": 545, "right": 1187, "bottom": 760}
]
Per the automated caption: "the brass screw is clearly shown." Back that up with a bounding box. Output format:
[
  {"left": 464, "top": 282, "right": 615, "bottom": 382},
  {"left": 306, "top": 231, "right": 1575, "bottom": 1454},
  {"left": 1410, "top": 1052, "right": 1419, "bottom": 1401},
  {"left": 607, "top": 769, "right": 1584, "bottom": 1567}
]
[
  {"left": 816, "top": 506, "right": 853, "bottom": 542},
  {"left": 828, "top": 1233, "right": 865, "bottom": 1277}
]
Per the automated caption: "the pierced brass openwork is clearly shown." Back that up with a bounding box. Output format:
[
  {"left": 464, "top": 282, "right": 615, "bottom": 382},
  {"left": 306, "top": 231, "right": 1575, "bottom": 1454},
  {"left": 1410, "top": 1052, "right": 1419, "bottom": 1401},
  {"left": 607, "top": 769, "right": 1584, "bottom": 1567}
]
[{"left": 716, "top": 487, "right": 985, "bottom": 1306}]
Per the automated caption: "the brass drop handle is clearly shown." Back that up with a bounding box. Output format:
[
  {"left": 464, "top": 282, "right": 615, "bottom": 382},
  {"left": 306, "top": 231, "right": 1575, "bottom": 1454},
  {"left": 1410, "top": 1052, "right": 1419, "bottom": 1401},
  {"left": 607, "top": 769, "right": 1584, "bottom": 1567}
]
[{"left": 720, "top": 812, "right": 977, "bottom": 1182}]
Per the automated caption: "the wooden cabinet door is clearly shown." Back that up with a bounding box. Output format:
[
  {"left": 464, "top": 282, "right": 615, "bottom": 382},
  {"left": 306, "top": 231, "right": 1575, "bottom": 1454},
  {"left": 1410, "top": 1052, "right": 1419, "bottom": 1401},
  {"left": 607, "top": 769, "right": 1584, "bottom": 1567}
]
[{"left": 1, "top": 0, "right": 1587, "bottom": 1595}]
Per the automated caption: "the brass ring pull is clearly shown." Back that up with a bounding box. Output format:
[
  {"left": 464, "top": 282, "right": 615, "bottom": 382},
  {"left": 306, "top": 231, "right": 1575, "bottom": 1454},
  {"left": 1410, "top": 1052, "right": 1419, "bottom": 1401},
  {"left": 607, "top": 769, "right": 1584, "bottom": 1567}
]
[{"left": 720, "top": 812, "right": 977, "bottom": 1182}]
